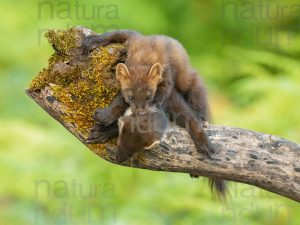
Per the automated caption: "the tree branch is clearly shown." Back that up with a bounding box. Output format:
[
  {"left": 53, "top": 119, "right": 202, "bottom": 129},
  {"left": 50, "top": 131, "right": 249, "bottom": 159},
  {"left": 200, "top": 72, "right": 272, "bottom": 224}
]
[{"left": 26, "top": 27, "right": 300, "bottom": 203}]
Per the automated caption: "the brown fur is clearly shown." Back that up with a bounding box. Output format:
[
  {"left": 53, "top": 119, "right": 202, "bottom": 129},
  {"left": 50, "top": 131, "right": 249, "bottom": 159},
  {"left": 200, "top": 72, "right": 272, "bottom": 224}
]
[
  {"left": 116, "top": 63, "right": 163, "bottom": 115},
  {"left": 116, "top": 107, "right": 168, "bottom": 163},
  {"left": 84, "top": 31, "right": 226, "bottom": 197}
]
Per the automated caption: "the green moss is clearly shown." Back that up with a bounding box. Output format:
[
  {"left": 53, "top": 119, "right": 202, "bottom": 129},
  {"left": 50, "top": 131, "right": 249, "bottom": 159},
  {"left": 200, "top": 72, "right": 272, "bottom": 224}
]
[
  {"left": 28, "top": 27, "right": 126, "bottom": 155},
  {"left": 46, "top": 27, "right": 85, "bottom": 55}
]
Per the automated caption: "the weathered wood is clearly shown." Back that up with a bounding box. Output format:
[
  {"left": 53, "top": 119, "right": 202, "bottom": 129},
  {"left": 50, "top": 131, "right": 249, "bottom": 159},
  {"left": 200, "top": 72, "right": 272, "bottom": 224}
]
[
  {"left": 26, "top": 87, "right": 300, "bottom": 203},
  {"left": 26, "top": 27, "right": 300, "bottom": 203}
]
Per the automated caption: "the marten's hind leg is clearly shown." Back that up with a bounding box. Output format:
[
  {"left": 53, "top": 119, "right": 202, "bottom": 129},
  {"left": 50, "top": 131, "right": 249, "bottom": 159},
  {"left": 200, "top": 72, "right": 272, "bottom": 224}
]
[
  {"left": 184, "top": 71, "right": 210, "bottom": 123},
  {"left": 184, "top": 72, "right": 227, "bottom": 198},
  {"left": 165, "top": 90, "right": 216, "bottom": 158},
  {"left": 170, "top": 45, "right": 210, "bottom": 122}
]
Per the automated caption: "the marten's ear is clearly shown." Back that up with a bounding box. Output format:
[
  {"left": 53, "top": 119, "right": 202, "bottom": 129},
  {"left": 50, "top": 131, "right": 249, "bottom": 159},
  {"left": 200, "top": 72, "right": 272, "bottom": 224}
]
[
  {"left": 116, "top": 63, "right": 131, "bottom": 88},
  {"left": 148, "top": 63, "right": 163, "bottom": 85}
]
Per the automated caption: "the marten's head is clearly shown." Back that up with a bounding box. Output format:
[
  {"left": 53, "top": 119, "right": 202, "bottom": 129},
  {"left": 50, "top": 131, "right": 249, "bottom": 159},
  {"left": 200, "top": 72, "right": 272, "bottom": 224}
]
[{"left": 116, "top": 63, "right": 163, "bottom": 115}]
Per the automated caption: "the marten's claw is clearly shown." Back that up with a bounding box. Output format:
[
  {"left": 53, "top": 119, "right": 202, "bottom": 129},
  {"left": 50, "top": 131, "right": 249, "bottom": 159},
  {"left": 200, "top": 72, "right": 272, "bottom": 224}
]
[
  {"left": 206, "top": 145, "right": 218, "bottom": 159},
  {"left": 194, "top": 140, "right": 217, "bottom": 159},
  {"left": 86, "top": 124, "right": 111, "bottom": 144},
  {"left": 202, "top": 121, "right": 210, "bottom": 128},
  {"left": 86, "top": 133, "right": 110, "bottom": 144}
]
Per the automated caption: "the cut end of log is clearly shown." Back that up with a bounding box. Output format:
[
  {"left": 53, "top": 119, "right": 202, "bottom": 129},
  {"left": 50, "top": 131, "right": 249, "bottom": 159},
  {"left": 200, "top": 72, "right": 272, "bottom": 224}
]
[{"left": 27, "top": 27, "right": 127, "bottom": 161}]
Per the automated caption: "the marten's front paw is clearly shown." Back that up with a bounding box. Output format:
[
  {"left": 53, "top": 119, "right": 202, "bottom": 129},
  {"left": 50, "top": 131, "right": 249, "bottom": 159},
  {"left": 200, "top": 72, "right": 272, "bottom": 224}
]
[
  {"left": 86, "top": 124, "right": 111, "bottom": 144},
  {"left": 93, "top": 108, "right": 115, "bottom": 127}
]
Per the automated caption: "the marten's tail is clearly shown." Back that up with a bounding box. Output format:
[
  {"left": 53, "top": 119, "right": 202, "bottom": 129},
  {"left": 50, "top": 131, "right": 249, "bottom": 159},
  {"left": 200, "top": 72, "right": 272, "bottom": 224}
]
[{"left": 209, "top": 178, "right": 227, "bottom": 200}]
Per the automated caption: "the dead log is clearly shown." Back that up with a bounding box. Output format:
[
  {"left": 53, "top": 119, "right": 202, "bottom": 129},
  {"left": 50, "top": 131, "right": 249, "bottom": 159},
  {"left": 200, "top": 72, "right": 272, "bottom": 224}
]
[{"left": 26, "top": 27, "right": 300, "bottom": 203}]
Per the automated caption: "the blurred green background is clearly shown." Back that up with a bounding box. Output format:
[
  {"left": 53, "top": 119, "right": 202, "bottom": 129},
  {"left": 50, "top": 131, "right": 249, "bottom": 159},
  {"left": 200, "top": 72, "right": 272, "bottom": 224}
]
[{"left": 1, "top": 0, "right": 300, "bottom": 224}]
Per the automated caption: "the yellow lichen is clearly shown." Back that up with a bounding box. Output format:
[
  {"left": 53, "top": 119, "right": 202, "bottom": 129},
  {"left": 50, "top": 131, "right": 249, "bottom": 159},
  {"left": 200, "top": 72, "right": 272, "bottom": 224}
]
[{"left": 28, "top": 27, "right": 126, "bottom": 156}]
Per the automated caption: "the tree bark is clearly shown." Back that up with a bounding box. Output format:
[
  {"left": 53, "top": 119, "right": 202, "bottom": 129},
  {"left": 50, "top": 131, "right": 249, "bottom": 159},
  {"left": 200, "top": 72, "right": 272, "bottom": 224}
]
[
  {"left": 26, "top": 88, "right": 300, "bottom": 203},
  {"left": 26, "top": 27, "right": 300, "bottom": 203}
]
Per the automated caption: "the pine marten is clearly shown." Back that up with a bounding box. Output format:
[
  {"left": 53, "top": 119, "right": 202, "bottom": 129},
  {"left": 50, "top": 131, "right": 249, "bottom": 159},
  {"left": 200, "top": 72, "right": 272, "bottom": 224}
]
[
  {"left": 116, "top": 106, "right": 168, "bottom": 163},
  {"left": 84, "top": 30, "right": 226, "bottom": 197}
]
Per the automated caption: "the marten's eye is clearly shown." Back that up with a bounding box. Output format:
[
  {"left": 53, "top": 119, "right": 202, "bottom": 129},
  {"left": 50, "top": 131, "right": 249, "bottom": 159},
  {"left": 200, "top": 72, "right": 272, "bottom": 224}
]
[
  {"left": 128, "top": 96, "right": 134, "bottom": 102},
  {"left": 146, "top": 95, "right": 151, "bottom": 101}
]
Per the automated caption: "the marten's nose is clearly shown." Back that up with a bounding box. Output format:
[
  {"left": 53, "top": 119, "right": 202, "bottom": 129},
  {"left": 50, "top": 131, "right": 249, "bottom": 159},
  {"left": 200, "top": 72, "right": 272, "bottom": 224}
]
[
  {"left": 137, "top": 109, "right": 147, "bottom": 115},
  {"left": 136, "top": 103, "right": 147, "bottom": 115}
]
